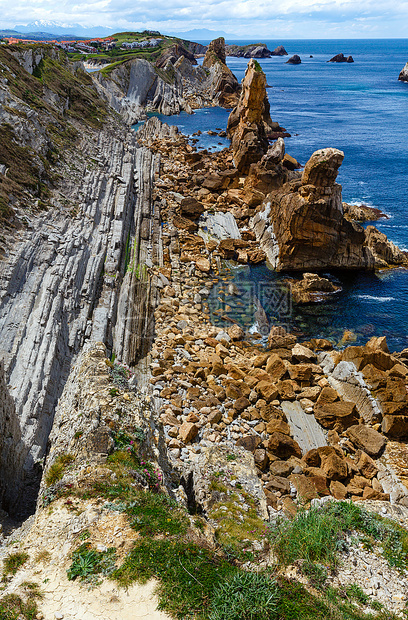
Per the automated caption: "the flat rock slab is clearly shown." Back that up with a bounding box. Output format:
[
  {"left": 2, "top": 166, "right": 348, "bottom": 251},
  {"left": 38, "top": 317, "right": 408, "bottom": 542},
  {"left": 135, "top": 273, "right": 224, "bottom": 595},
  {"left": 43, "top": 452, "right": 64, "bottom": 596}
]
[{"left": 281, "top": 400, "right": 327, "bottom": 454}]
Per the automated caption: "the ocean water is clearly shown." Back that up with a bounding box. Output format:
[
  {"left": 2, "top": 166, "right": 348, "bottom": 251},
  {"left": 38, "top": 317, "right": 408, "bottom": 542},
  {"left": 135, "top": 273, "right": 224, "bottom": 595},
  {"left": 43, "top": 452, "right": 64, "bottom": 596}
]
[{"left": 154, "top": 39, "right": 408, "bottom": 351}]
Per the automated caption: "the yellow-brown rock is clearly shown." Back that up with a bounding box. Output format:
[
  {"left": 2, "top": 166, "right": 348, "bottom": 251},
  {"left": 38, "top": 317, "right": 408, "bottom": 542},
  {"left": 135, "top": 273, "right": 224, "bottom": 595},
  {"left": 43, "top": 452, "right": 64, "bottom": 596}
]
[{"left": 226, "top": 59, "right": 272, "bottom": 173}]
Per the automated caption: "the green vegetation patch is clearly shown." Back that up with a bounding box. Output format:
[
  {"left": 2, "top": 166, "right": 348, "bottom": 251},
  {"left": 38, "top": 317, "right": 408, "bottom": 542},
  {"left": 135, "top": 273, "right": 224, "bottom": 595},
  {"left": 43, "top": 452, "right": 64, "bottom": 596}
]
[
  {"left": 0, "top": 592, "right": 38, "bottom": 620},
  {"left": 45, "top": 453, "right": 75, "bottom": 487},
  {"left": 209, "top": 571, "right": 280, "bottom": 620},
  {"left": 277, "top": 580, "right": 397, "bottom": 620},
  {"left": 33, "top": 56, "right": 107, "bottom": 128},
  {"left": 113, "top": 538, "right": 238, "bottom": 619},
  {"left": 2, "top": 552, "right": 29, "bottom": 578},
  {"left": 208, "top": 475, "right": 268, "bottom": 561},
  {"left": 270, "top": 500, "right": 408, "bottom": 571},
  {"left": 67, "top": 544, "right": 117, "bottom": 585}
]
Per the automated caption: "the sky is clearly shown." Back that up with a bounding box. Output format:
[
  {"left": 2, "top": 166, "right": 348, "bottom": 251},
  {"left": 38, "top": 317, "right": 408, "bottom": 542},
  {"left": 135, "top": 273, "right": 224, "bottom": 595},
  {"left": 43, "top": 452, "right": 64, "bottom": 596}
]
[{"left": 0, "top": 0, "right": 408, "bottom": 39}]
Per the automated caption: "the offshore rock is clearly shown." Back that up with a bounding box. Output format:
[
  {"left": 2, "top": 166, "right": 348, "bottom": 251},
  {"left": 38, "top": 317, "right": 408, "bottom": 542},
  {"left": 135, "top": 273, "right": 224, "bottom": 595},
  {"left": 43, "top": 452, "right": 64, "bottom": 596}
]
[
  {"left": 399, "top": 62, "right": 408, "bottom": 82},
  {"left": 329, "top": 53, "right": 354, "bottom": 63},
  {"left": 251, "top": 147, "right": 407, "bottom": 271},
  {"left": 343, "top": 202, "right": 388, "bottom": 222},
  {"left": 202, "top": 37, "right": 240, "bottom": 107},
  {"left": 225, "top": 43, "right": 273, "bottom": 58},
  {"left": 271, "top": 46, "right": 288, "bottom": 56},
  {"left": 286, "top": 55, "right": 301, "bottom": 65},
  {"left": 227, "top": 59, "right": 272, "bottom": 173}
]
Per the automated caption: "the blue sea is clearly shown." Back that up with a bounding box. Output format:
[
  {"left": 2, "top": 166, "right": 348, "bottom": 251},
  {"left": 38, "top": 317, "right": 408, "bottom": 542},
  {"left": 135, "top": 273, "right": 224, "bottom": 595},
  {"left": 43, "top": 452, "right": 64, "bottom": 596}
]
[{"left": 153, "top": 39, "right": 408, "bottom": 351}]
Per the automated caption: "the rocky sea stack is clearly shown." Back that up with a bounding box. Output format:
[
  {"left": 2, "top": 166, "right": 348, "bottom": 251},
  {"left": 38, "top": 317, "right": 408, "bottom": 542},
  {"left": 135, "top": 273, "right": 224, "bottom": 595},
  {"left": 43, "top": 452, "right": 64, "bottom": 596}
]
[{"left": 286, "top": 54, "right": 301, "bottom": 65}]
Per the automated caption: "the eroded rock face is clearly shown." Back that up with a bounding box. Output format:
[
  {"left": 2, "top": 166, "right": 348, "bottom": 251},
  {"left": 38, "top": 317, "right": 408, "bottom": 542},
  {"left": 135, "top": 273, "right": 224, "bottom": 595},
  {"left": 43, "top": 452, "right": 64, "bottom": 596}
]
[
  {"left": 188, "top": 445, "right": 268, "bottom": 520},
  {"left": 251, "top": 147, "right": 407, "bottom": 271},
  {"left": 227, "top": 59, "right": 272, "bottom": 173},
  {"left": 156, "top": 43, "right": 196, "bottom": 68}
]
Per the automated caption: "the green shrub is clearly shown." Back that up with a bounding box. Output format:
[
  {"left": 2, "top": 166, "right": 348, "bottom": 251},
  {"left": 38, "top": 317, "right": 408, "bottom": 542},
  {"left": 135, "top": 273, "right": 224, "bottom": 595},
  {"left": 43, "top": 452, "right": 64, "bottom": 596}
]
[
  {"left": 67, "top": 544, "right": 116, "bottom": 585},
  {"left": 209, "top": 572, "right": 280, "bottom": 620}
]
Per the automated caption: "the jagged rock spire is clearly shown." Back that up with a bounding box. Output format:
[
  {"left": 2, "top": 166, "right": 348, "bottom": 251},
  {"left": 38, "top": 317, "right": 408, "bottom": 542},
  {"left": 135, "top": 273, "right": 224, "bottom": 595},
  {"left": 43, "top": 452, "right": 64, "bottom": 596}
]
[{"left": 226, "top": 59, "right": 273, "bottom": 173}]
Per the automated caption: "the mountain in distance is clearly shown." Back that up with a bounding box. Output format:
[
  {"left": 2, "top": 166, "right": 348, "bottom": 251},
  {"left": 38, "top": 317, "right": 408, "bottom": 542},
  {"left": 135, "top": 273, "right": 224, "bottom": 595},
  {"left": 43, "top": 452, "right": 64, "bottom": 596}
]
[
  {"left": 14, "top": 20, "right": 114, "bottom": 38},
  {"left": 165, "top": 27, "right": 237, "bottom": 41},
  {"left": 0, "top": 29, "right": 83, "bottom": 41}
]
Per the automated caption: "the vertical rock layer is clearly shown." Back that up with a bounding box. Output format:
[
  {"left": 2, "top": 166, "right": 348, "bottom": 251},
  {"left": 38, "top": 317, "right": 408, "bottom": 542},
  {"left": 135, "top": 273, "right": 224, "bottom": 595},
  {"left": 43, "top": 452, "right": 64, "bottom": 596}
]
[{"left": 0, "top": 120, "right": 166, "bottom": 516}]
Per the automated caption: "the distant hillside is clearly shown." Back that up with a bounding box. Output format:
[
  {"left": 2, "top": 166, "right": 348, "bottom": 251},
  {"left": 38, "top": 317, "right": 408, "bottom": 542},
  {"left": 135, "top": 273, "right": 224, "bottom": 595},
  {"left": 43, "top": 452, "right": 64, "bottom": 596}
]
[{"left": 0, "top": 29, "right": 89, "bottom": 41}]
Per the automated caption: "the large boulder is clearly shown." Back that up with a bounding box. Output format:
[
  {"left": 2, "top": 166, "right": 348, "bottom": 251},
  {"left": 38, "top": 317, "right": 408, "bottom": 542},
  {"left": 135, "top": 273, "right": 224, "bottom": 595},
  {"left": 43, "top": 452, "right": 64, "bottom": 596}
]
[{"left": 345, "top": 424, "right": 386, "bottom": 457}]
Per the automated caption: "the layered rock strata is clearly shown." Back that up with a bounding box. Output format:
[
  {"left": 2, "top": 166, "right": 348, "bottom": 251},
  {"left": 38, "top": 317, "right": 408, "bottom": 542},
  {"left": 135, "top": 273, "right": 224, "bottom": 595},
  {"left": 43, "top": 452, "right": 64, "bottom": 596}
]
[{"left": 0, "top": 114, "right": 165, "bottom": 515}]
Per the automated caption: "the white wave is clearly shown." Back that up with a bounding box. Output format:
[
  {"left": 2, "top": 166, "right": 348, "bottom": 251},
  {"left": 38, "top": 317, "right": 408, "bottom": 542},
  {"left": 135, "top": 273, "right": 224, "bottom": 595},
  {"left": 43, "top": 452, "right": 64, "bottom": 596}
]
[{"left": 355, "top": 295, "right": 396, "bottom": 302}]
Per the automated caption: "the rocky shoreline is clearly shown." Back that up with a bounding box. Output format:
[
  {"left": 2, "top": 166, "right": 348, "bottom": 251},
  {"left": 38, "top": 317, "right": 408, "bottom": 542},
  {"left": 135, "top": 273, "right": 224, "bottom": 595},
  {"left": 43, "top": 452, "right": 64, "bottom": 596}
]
[{"left": 1, "top": 36, "right": 408, "bottom": 619}]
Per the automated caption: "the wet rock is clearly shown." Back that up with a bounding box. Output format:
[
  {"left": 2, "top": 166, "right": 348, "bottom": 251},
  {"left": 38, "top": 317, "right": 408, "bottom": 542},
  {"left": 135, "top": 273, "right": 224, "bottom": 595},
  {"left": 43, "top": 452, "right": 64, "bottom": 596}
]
[{"left": 289, "top": 273, "right": 341, "bottom": 304}]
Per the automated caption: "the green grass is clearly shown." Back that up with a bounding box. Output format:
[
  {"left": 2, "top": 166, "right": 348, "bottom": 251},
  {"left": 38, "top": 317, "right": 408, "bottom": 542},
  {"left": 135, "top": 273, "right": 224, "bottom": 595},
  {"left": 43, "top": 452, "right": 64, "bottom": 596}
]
[
  {"left": 270, "top": 500, "right": 408, "bottom": 571},
  {"left": 2, "top": 552, "right": 29, "bottom": 578},
  {"left": 276, "top": 580, "right": 398, "bottom": 620},
  {"left": 209, "top": 572, "right": 279, "bottom": 620},
  {"left": 45, "top": 453, "right": 75, "bottom": 487},
  {"left": 0, "top": 593, "right": 38, "bottom": 620},
  {"left": 114, "top": 538, "right": 237, "bottom": 619},
  {"left": 125, "top": 492, "right": 188, "bottom": 537}
]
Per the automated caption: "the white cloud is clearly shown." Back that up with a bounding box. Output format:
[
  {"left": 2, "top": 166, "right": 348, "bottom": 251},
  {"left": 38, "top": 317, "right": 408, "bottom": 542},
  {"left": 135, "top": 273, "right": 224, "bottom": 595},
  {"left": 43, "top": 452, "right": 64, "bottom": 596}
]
[{"left": 0, "top": 0, "right": 407, "bottom": 37}]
